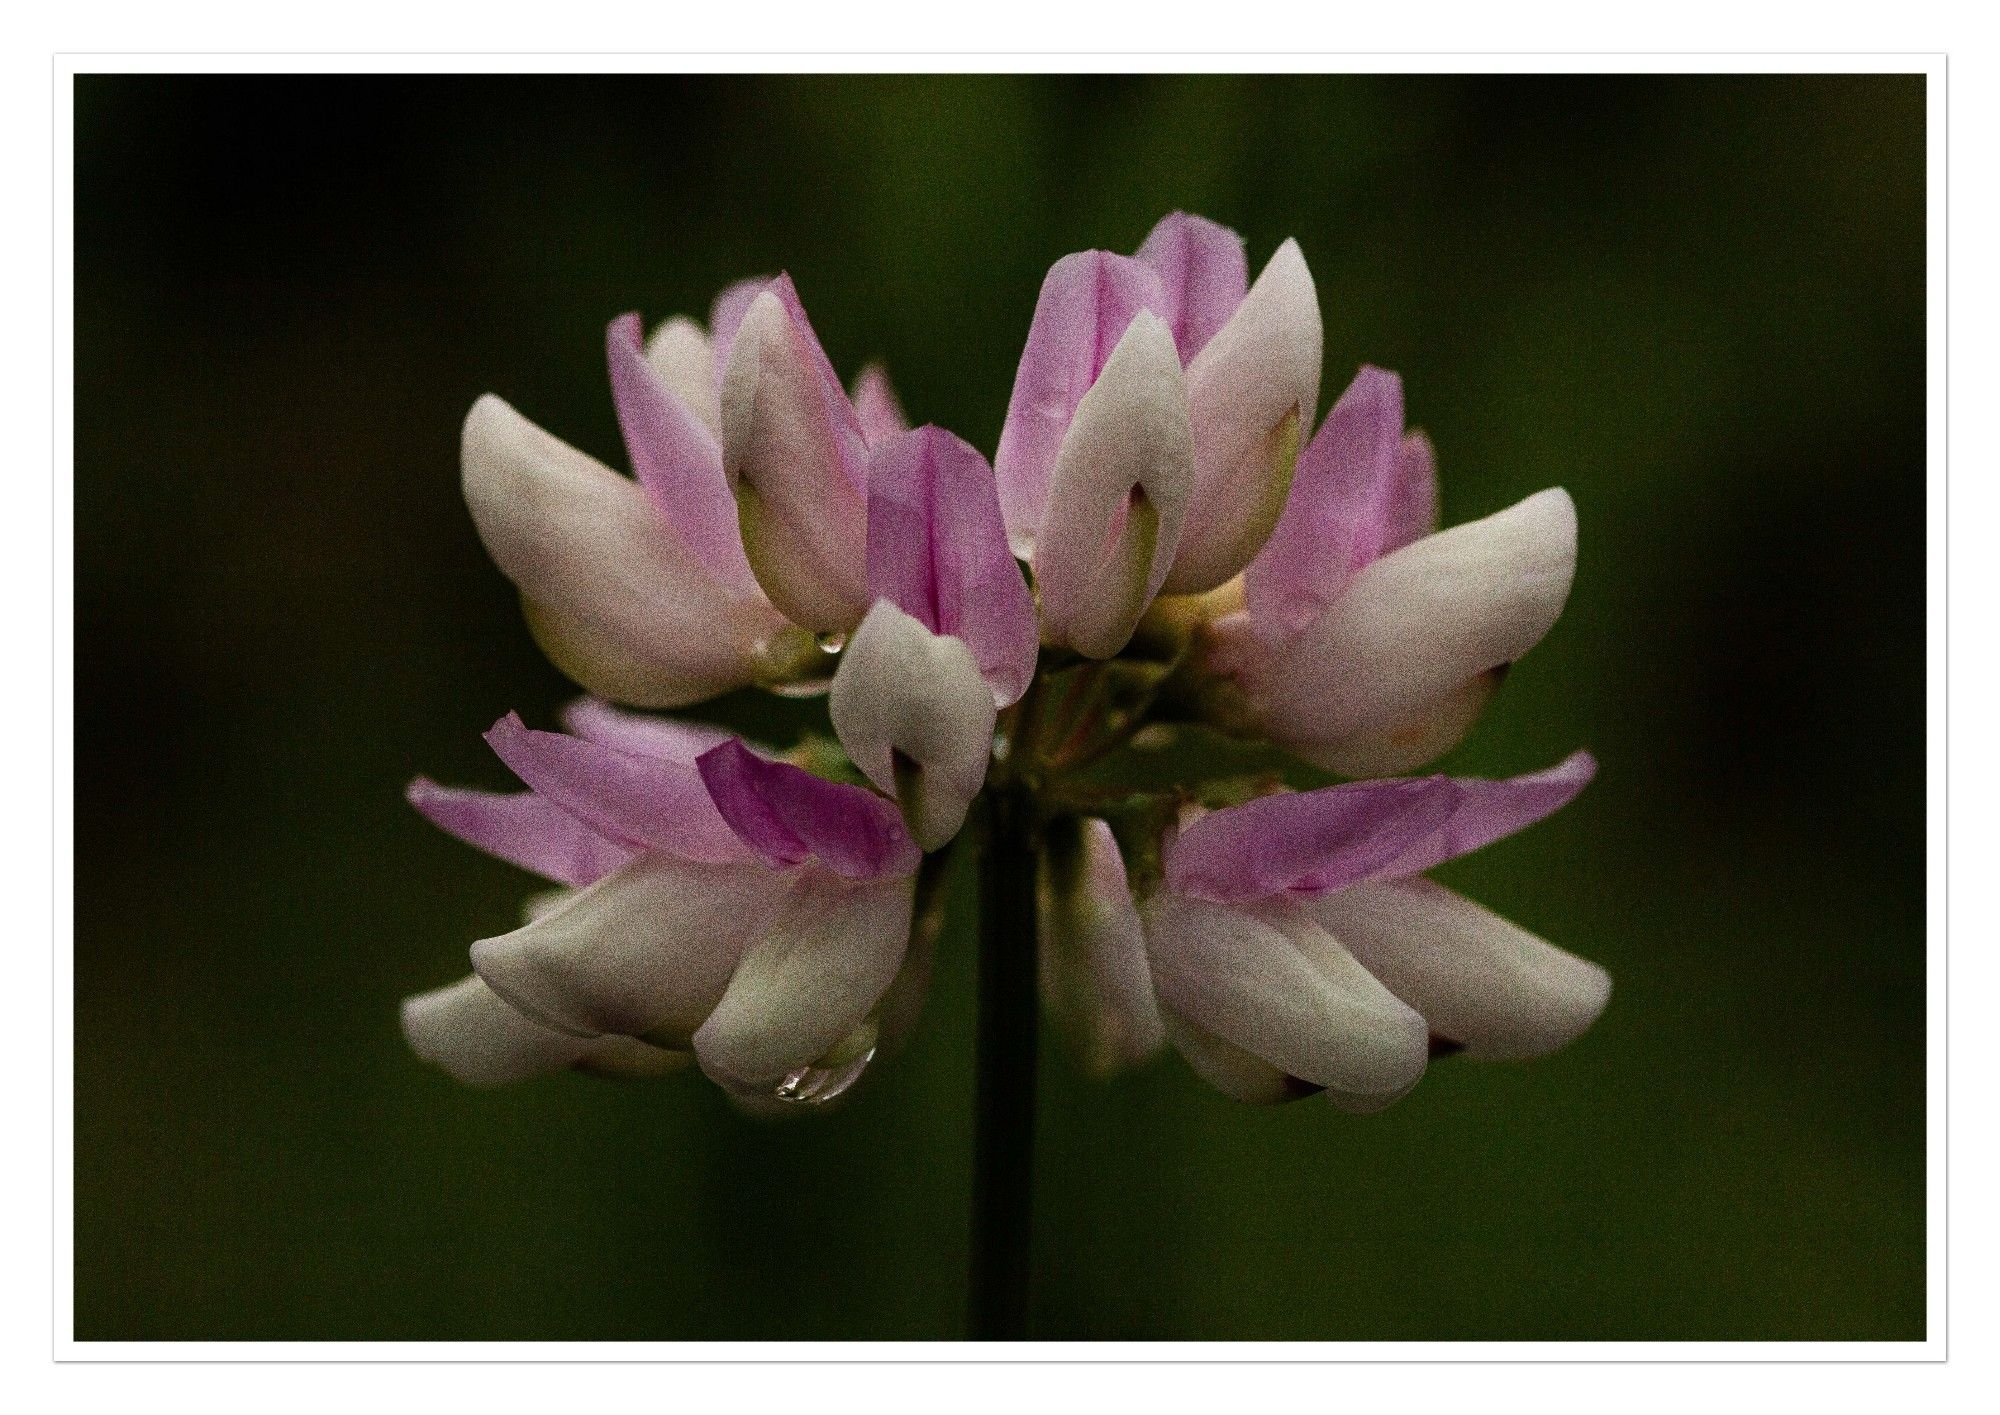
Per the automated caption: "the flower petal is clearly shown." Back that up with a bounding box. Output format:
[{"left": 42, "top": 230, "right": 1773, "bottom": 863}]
[
  {"left": 1226, "top": 486, "right": 1578, "bottom": 746},
  {"left": 607, "top": 314, "right": 758, "bottom": 595},
  {"left": 828, "top": 601, "right": 995, "bottom": 851},
  {"left": 719, "top": 286, "right": 871, "bottom": 632},
  {"left": 1033, "top": 312, "right": 1194, "bottom": 659},
  {"left": 850, "top": 363, "right": 910, "bottom": 446},
  {"left": 470, "top": 852, "right": 793, "bottom": 1042},
  {"left": 1307, "top": 879, "right": 1610, "bottom": 1060},
  {"left": 402, "top": 973, "right": 683, "bottom": 1087},
  {"left": 643, "top": 316, "right": 720, "bottom": 434},
  {"left": 1164, "top": 239, "right": 1323, "bottom": 595},
  {"left": 558, "top": 698, "right": 739, "bottom": 762},
  {"left": 1039, "top": 818, "right": 1164, "bottom": 1076},
  {"left": 1388, "top": 430, "right": 1440, "bottom": 552},
  {"left": 865, "top": 425, "right": 1037, "bottom": 704},
  {"left": 1350, "top": 750, "right": 1598, "bottom": 885},
  {"left": 1245, "top": 365, "right": 1406, "bottom": 637},
  {"left": 406, "top": 777, "right": 633, "bottom": 887},
  {"left": 460, "top": 395, "right": 787, "bottom": 707},
  {"left": 707, "top": 277, "right": 769, "bottom": 378},
  {"left": 1143, "top": 893, "right": 1429, "bottom": 1103},
  {"left": 1164, "top": 777, "right": 1460, "bottom": 904},
  {"left": 1134, "top": 211, "right": 1248, "bottom": 361},
  {"left": 994, "top": 251, "right": 1170, "bottom": 556},
  {"left": 693, "top": 872, "right": 915, "bottom": 1090},
  {"left": 484, "top": 712, "right": 750, "bottom": 865},
  {"left": 1298, "top": 670, "right": 1501, "bottom": 777},
  {"left": 697, "top": 739, "right": 922, "bottom": 880}
]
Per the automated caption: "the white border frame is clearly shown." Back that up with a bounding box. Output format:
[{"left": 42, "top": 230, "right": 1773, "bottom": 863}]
[{"left": 49, "top": 50, "right": 1946, "bottom": 1364}]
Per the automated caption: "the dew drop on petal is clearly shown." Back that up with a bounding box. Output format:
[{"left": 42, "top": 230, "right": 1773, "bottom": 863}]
[
  {"left": 991, "top": 732, "right": 1012, "bottom": 762},
  {"left": 772, "top": 1045, "right": 877, "bottom": 1106},
  {"left": 815, "top": 631, "right": 847, "bottom": 655}
]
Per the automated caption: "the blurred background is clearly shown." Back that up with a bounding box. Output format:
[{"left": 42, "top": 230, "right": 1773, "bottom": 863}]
[{"left": 72, "top": 73, "right": 1926, "bottom": 1341}]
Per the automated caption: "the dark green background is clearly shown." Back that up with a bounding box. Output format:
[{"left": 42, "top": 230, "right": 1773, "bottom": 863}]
[{"left": 73, "top": 74, "right": 1926, "bottom": 1341}]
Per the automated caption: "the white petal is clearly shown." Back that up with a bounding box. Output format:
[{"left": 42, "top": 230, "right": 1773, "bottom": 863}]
[
  {"left": 1236, "top": 487, "right": 1577, "bottom": 746},
  {"left": 1038, "top": 819, "right": 1165, "bottom": 1076},
  {"left": 693, "top": 872, "right": 915, "bottom": 1091},
  {"left": 461, "top": 395, "right": 786, "bottom": 708},
  {"left": 401, "top": 974, "right": 681, "bottom": 1088},
  {"left": 470, "top": 852, "right": 794, "bottom": 1043},
  {"left": 1298, "top": 671, "right": 1501, "bottom": 776},
  {"left": 1164, "top": 239, "right": 1323, "bottom": 595},
  {"left": 1034, "top": 313, "right": 1194, "bottom": 659},
  {"left": 1142, "top": 892, "right": 1428, "bottom": 1103},
  {"left": 1160, "top": 1005, "right": 1302, "bottom": 1103},
  {"left": 719, "top": 292, "right": 869, "bottom": 632},
  {"left": 827, "top": 600, "right": 995, "bottom": 850},
  {"left": 645, "top": 316, "right": 720, "bottom": 435},
  {"left": 1306, "top": 879, "right": 1610, "bottom": 1060}
]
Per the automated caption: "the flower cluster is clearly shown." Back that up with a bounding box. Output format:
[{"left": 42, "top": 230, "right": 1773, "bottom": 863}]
[{"left": 402, "top": 212, "right": 1608, "bottom": 1112}]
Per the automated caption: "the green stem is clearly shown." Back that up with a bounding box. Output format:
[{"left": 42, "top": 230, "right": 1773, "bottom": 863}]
[{"left": 967, "top": 784, "right": 1039, "bottom": 1340}]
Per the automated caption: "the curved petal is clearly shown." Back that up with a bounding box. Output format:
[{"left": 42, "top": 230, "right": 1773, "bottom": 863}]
[
  {"left": 1307, "top": 879, "right": 1610, "bottom": 1061},
  {"left": 643, "top": 315, "right": 720, "bottom": 434},
  {"left": 994, "top": 251, "right": 1170, "bottom": 555},
  {"left": 1227, "top": 486, "right": 1578, "bottom": 745},
  {"left": 707, "top": 277, "right": 769, "bottom": 380},
  {"left": 460, "top": 395, "right": 787, "bottom": 707},
  {"left": 1297, "top": 670, "right": 1501, "bottom": 777},
  {"left": 693, "top": 872, "right": 915, "bottom": 1091},
  {"left": 1164, "top": 776, "right": 1460, "bottom": 904},
  {"left": 1039, "top": 818, "right": 1165, "bottom": 1077},
  {"left": 828, "top": 601, "right": 995, "bottom": 851},
  {"left": 402, "top": 973, "right": 683, "bottom": 1087},
  {"left": 483, "top": 713, "right": 749, "bottom": 864},
  {"left": 1033, "top": 312, "right": 1194, "bottom": 659},
  {"left": 558, "top": 698, "right": 739, "bottom": 763},
  {"left": 406, "top": 777, "right": 633, "bottom": 887},
  {"left": 696, "top": 739, "right": 922, "bottom": 880},
  {"left": 1164, "top": 239, "right": 1323, "bottom": 595},
  {"left": 851, "top": 363, "right": 909, "bottom": 446},
  {"left": 1389, "top": 430, "right": 1440, "bottom": 552},
  {"left": 1160, "top": 1005, "right": 1306, "bottom": 1104},
  {"left": 1134, "top": 211, "right": 1248, "bottom": 361},
  {"left": 866, "top": 425, "right": 1037, "bottom": 704},
  {"left": 1245, "top": 365, "right": 1406, "bottom": 637},
  {"left": 470, "top": 852, "right": 793, "bottom": 1042},
  {"left": 1346, "top": 750, "right": 1598, "bottom": 886},
  {"left": 719, "top": 285, "right": 870, "bottom": 632},
  {"left": 607, "top": 314, "right": 757, "bottom": 595},
  {"left": 1143, "top": 893, "right": 1429, "bottom": 1103}
]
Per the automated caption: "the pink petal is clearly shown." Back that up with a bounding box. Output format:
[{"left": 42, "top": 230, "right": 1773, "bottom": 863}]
[
  {"left": 1346, "top": 750, "right": 1598, "bottom": 886},
  {"left": 696, "top": 739, "right": 921, "bottom": 880},
  {"left": 1388, "top": 430, "right": 1440, "bottom": 552},
  {"left": 560, "top": 698, "right": 740, "bottom": 763},
  {"left": 1134, "top": 211, "right": 1249, "bottom": 361},
  {"left": 708, "top": 277, "right": 770, "bottom": 381},
  {"left": 851, "top": 363, "right": 910, "bottom": 446},
  {"left": 1165, "top": 777, "right": 1461, "bottom": 904},
  {"left": 406, "top": 778, "right": 633, "bottom": 887},
  {"left": 865, "top": 425, "right": 1037, "bottom": 705},
  {"left": 606, "top": 314, "right": 758, "bottom": 596},
  {"left": 993, "top": 250, "right": 1170, "bottom": 553},
  {"left": 484, "top": 712, "right": 750, "bottom": 865},
  {"left": 1245, "top": 365, "right": 1407, "bottom": 638}
]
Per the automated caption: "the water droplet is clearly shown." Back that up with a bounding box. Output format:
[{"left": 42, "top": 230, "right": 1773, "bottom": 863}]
[
  {"left": 991, "top": 732, "right": 1012, "bottom": 762},
  {"left": 772, "top": 1045, "right": 876, "bottom": 1106},
  {"left": 815, "top": 631, "right": 847, "bottom": 655}
]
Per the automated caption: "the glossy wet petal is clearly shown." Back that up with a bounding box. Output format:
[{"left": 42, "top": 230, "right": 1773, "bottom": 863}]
[{"left": 693, "top": 872, "right": 915, "bottom": 1091}]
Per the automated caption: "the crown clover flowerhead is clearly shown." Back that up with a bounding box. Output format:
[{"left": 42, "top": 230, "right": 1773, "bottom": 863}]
[{"left": 403, "top": 211, "right": 1606, "bottom": 1114}]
